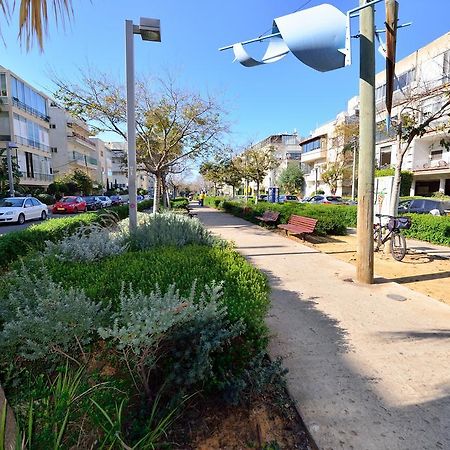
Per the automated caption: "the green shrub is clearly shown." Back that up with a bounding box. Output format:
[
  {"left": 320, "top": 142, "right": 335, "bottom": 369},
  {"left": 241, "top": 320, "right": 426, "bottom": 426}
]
[
  {"left": 0, "top": 264, "right": 106, "bottom": 362},
  {"left": 402, "top": 214, "right": 450, "bottom": 246},
  {"left": 120, "top": 212, "right": 220, "bottom": 250},
  {"left": 170, "top": 197, "right": 189, "bottom": 209},
  {"left": 0, "top": 213, "right": 114, "bottom": 269},
  {"left": 206, "top": 198, "right": 356, "bottom": 236},
  {"left": 41, "top": 245, "right": 269, "bottom": 354}
]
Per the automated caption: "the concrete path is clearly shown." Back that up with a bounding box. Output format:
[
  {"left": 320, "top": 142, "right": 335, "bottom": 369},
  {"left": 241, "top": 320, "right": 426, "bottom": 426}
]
[{"left": 196, "top": 206, "right": 450, "bottom": 450}]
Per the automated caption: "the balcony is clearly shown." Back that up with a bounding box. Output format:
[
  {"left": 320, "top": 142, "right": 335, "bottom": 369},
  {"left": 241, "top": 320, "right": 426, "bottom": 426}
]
[
  {"left": 413, "top": 155, "right": 450, "bottom": 173},
  {"left": 301, "top": 148, "right": 327, "bottom": 163},
  {"left": 20, "top": 172, "right": 54, "bottom": 183},
  {"left": 70, "top": 152, "right": 98, "bottom": 168},
  {"left": 12, "top": 97, "right": 50, "bottom": 122},
  {"left": 14, "top": 135, "right": 50, "bottom": 153},
  {"left": 68, "top": 131, "right": 96, "bottom": 150}
]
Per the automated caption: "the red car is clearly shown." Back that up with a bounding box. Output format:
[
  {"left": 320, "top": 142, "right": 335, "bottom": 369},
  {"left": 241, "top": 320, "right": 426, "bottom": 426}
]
[{"left": 52, "top": 196, "right": 87, "bottom": 214}]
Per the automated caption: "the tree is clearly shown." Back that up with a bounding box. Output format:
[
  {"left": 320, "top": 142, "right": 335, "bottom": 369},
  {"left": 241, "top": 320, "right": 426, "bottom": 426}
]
[
  {"left": 321, "top": 158, "right": 352, "bottom": 195},
  {"left": 278, "top": 164, "right": 305, "bottom": 194},
  {"left": 221, "top": 158, "right": 243, "bottom": 198},
  {"left": 388, "top": 93, "right": 450, "bottom": 215},
  {"left": 238, "top": 146, "right": 278, "bottom": 204},
  {"left": 199, "top": 161, "right": 224, "bottom": 196},
  {"left": 54, "top": 72, "right": 228, "bottom": 213},
  {"left": 0, "top": 148, "right": 21, "bottom": 195},
  {"left": 1, "top": 0, "right": 73, "bottom": 50}
]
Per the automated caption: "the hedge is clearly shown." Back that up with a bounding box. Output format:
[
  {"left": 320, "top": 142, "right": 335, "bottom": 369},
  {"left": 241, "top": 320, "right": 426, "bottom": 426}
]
[
  {"left": 41, "top": 244, "right": 270, "bottom": 355},
  {"left": 403, "top": 214, "right": 450, "bottom": 246},
  {"left": 204, "top": 197, "right": 357, "bottom": 236},
  {"left": 375, "top": 169, "right": 413, "bottom": 196}
]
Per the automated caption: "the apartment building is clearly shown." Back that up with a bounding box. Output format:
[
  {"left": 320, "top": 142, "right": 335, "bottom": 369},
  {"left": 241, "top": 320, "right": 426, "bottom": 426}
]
[
  {"left": 247, "top": 133, "right": 301, "bottom": 192},
  {"left": 373, "top": 32, "right": 450, "bottom": 196},
  {"left": 0, "top": 66, "right": 53, "bottom": 188},
  {"left": 48, "top": 105, "right": 102, "bottom": 186},
  {"left": 106, "top": 141, "right": 152, "bottom": 192},
  {"left": 91, "top": 138, "right": 113, "bottom": 190}
]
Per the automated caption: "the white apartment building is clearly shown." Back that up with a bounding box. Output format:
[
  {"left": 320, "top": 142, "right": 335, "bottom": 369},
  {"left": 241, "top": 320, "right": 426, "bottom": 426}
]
[
  {"left": 49, "top": 105, "right": 101, "bottom": 186},
  {"left": 373, "top": 32, "right": 450, "bottom": 196},
  {"left": 106, "top": 141, "right": 152, "bottom": 192},
  {"left": 91, "top": 138, "right": 113, "bottom": 190},
  {"left": 247, "top": 133, "right": 302, "bottom": 193},
  {"left": 0, "top": 66, "right": 53, "bottom": 188}
]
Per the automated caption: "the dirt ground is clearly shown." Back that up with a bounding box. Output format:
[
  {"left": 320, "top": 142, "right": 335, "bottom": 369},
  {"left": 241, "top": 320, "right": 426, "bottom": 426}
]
[
  {"left": 170, "top": 391, "right": 312, "bottom": 450},
  {"left": 297, "top": 233, "right": 450, "bottom": 305}
]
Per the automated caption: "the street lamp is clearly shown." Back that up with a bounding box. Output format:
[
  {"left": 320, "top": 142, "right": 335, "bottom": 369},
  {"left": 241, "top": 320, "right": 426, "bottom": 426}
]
[
  {"left": 125, "top": 17, "right": 161, "bottom": 233},
  {"left": 6, "top": 142, "right": 18, "bottom": 197}
]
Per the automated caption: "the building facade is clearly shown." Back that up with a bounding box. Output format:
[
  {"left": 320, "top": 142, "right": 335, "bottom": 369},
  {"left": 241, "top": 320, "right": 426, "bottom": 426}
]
[
  {"left": 48, "top": 105, "right": 102, "bottom": 186},
  {"left": 0, "top": 66, "right": 53, "bottom": 189}
]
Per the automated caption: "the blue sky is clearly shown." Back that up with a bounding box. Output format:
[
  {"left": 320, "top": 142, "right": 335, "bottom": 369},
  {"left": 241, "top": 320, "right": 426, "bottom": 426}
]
[{"left": 2, "top": 0, "right": 449, "bottom": 147}]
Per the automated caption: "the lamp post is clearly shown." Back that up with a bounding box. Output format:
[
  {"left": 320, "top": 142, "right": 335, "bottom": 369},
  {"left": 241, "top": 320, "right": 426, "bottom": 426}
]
[
  {"left": 125, "top": 17, "right": 161, "bottom": 234},
  {"left": 314, "top": 166, "right": 319, "bottom": 193},
  {"left": 6, "top": 142, "right": 18, "bottom": 197}
]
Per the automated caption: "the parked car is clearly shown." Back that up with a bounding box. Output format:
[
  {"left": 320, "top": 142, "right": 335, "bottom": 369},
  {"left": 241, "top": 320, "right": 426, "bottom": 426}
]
[
  {"left": 258, "top": 194, "right": 268, "bottom": 201},
  {"left": 398, "top": 198, "right": 448, "bottom": 216},
  {"left": 52, "top": 196, "right": 87, "bottom": 214},
  {"left": 309, "top": 195, "right": 344, "bottom": 204},
  {"left": 301, "top": 196, "right": 313, "bottom": 203},
  {"left": 110, "top": 195, "right": 123, "bottom": 206},
  {"left": 97, "top": 196, "right": 112, "bottom": 208},
  {"left": 83, "top": 196, "right": 103, "bottom": 211},
  {"left": 0, "top": 197, "right": 48, "bottom": 224},
  {"left": 278, "top": 194, "right": 299, "bottom": 203}
]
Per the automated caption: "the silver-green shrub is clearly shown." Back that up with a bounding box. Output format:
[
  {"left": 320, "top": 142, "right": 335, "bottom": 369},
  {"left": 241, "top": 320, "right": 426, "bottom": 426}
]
[
  {"left": 0, "top": 265, "right": 107, "bottom": 362},
  {"left": 98, "top": 281, "right": 243, "bottom": 394},
  {"left": 120, "top": 212, "right": 220, "bottom": 249},
  {"left": 44, "top": 224, "right": 128, "bottom": 262}
]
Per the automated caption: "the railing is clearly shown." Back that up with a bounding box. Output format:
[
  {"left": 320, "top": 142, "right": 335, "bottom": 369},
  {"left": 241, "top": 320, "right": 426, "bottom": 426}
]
[
  {"left": 12, "top": 97, "right": 50, "bottom": 122},
  {"left": 413, "top": 158, "right": 450, "bottom": 172},
  {"left": 70, "top": 152, "right": 98, "bottom": 167},
  {"left": 20, "top": 171, "right": 54, "bottom": 182},
  {"left": 68, "top": 131, "right": 96, "bottom": 148},
  {"left": 14, "top": 135, "right": 51, "bottom": 152}
]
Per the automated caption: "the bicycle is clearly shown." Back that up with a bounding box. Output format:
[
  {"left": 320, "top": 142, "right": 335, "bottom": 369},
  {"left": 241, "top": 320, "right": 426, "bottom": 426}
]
[{"left": 373, "top": 214, "right": 411, "bottom": 261}]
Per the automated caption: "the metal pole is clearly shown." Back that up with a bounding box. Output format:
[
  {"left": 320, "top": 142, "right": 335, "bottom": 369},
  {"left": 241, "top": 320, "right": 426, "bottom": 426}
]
[
  {"left": 356, "top": 0, "right": 375, "bottom": 284},
  {"left": 125, "top": 20, "right": 138, "bottom": 233},
  {"left": 6, "top": 144, "right": 15, "bottom": 197},
  {"left": 315, "top": 167, "right": 318, "bottom": 193}
]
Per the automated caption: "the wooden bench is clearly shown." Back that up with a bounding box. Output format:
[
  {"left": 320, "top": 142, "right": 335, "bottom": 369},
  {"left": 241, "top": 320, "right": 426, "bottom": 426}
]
[
  {"left": 255, "top": 210, "right": 280, "bottom": 225},
  {"left": 183, "top": 205, "right": 198, "bottom": 218},
  {"left": 278, "top": 215, "right": 318, "bottom": 240}
]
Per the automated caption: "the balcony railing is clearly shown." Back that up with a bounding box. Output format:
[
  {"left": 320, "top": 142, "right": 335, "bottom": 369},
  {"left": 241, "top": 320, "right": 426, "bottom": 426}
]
[
  {"left": 68, "top": 131, "right": 96, "bottom": 149},
  {"left": 12, "top": 97, "right": 50, "bottom": 122},
  {"left": 70, "top": 153, "right": 98, "bottom": 167},
  {"left": 20, "top": 171, "right": 54, "bottom": 182},
  {"left": 413, "top": 159, "right": 450, "bottom": 172},
  {"left": 14, "top": 135, "right": 50, "bottom": 152}
]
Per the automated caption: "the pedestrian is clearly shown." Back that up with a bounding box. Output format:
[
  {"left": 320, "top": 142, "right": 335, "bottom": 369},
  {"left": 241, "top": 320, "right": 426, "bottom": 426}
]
[{"left": 199, "top": 192, "right": 205, "bottom": 207}]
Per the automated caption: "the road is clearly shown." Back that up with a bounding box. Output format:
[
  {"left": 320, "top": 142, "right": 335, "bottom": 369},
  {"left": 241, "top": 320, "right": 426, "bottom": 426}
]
[{"left": 0, "top": 212, "right": 67, "bottom": 235}]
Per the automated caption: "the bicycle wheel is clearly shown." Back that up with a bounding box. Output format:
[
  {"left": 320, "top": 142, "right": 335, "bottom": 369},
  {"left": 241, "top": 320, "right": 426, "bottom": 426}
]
[
  {"left": 373, "top": 225, "right": 383, "bottom": 251},
  {"left": 390, "top": 231, "right": 407, "bottom": 261}
]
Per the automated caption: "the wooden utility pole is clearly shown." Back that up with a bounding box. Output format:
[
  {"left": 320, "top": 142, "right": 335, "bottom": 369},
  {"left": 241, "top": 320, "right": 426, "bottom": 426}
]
[{"left": 356, "top": 0, "right": 375, "bottom": 284}]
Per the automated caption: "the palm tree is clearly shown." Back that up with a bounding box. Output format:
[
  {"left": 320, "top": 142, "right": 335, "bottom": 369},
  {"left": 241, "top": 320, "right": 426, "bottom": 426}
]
[{"left": 1, "top": 0, "right": 73, "bottom": 50}]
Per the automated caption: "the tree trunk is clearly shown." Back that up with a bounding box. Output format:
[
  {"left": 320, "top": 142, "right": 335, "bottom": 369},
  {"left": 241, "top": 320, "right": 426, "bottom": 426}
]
[
  {"left": 153, "top": 173, "right": 161, "bottom": 214},
  {"left": 232, "top": 185, "right": 235, "bottom": 198},
  {"left": 255, "top": 180, "right": 259, "bottom": 204},
  {"left": 389, "top": 135, "right": 404, "bottom": 217}
]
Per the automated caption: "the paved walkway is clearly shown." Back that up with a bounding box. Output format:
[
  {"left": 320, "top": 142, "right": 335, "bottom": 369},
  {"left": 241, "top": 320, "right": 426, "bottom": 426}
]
[{"left": 196, "top": 206, "right": 450, "bottom": 450}]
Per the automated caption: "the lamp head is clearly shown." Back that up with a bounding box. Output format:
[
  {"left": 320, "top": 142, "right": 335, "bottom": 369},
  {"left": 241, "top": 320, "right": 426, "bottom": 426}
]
[{"left": 138, "top": 17, "right": 161, "bottom": 42}]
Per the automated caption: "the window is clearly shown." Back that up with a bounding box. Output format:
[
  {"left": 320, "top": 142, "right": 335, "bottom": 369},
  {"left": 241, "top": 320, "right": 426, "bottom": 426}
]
[
  {"left": 380, "top": 146, "right": 391, "bottom": 166},
  {"left": 286, "top": 152, "right": 301, "bottom": 160},
  {"left": 394, "top": 69, "right": 415, "bottom": 92},
  {"left": 302, "top": 138, "right": 321, "bottom": 153},
  {"left": 375, "top": 83, "right": 386, "bottom": 103},
  {"left": 282, "top": 135, "right": 299, "bottom": 145},
  {"left": 431, "top": 149, "right": 443, "bottom": 161},
  {"left": 51, "top": 147, "right": 57, "bottom": 153},
  {"left": 0, "top": 73, "right": 7, "bottom": 96},
  {"left": 31, "top": 198, "right": 40, "bottom": 206},
  {"left": 49, "top": 124, "right": 56, "bottom": 129},
  {"left": 11, "top": 76, "right": 48, "bottom": 118},
  {"left": 24, "top": 198, "right": 33, "bottom": 208}
]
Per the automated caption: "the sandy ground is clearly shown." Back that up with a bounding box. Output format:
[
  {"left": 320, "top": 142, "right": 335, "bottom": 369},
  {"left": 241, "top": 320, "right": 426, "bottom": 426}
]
[{"left": 297, "top": 233, "right": 450, "bottom": 305}]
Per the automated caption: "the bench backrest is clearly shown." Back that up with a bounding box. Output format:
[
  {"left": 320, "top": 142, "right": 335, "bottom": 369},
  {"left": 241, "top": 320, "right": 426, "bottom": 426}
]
[
  {"left": 288, "top": 215, "right": 318, "bottom": 231},
  {"left": 262, "top": 210, "right": 280, "bottom": 221}
]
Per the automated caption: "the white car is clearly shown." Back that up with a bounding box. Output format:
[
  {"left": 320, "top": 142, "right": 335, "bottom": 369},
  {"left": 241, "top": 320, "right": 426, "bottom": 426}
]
[
  {"left": 0, "top": 197, "right": 48, "bottom": 225},
  {"left": 97, "top": 196, "right": 112, "bottom": 208}
]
